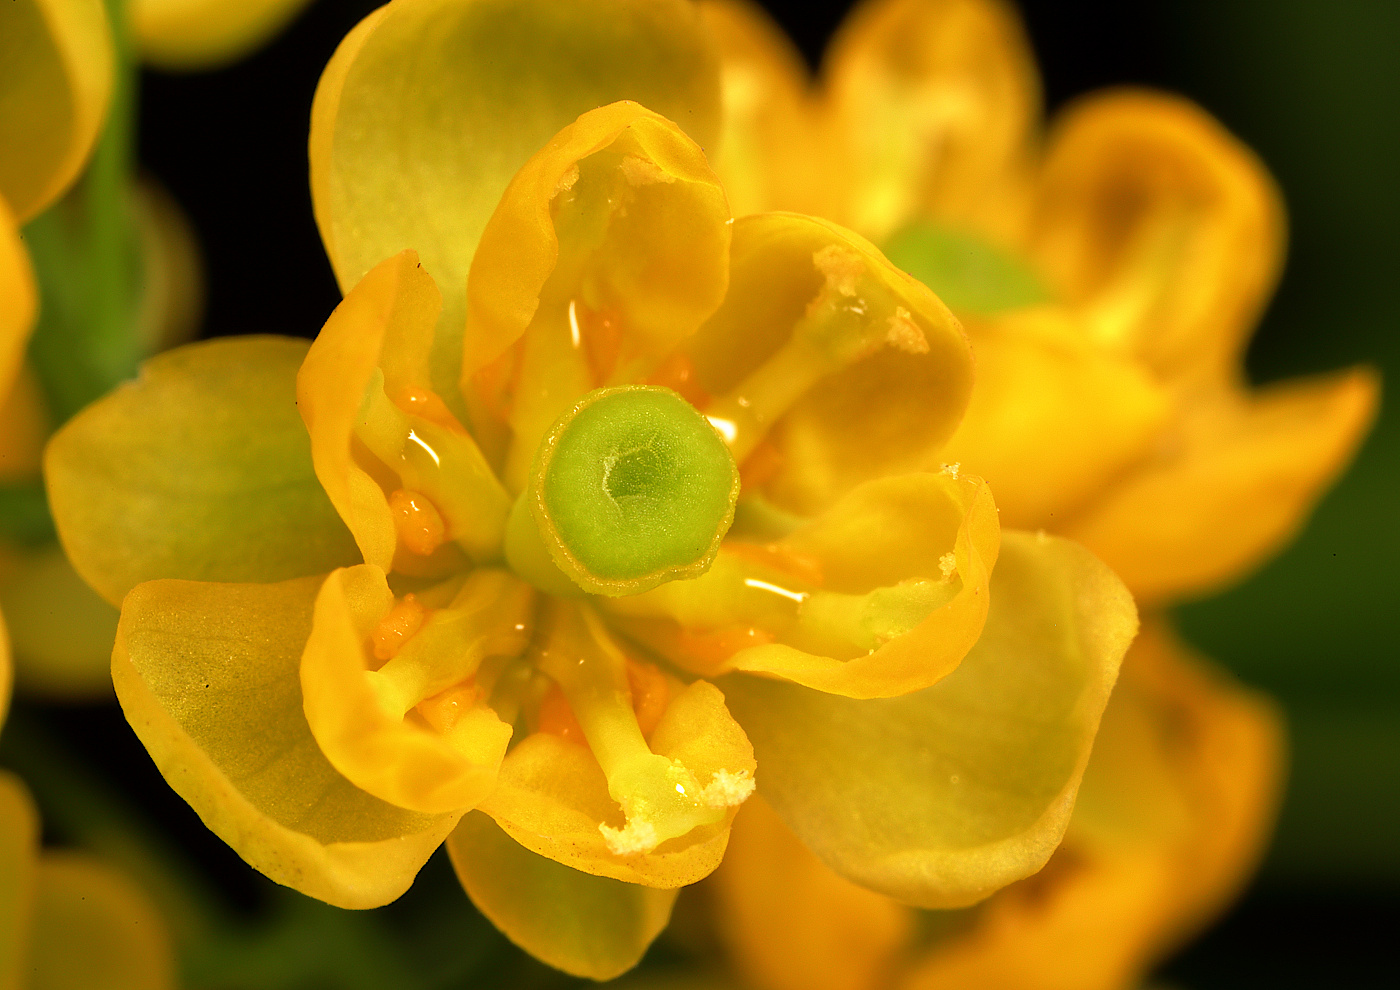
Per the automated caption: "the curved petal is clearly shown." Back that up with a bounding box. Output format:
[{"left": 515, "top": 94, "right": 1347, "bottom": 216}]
[
  {"left": 940, "top": 306, "right": 1170, "bottom": 529},
  {"left": 463, "top": 101, "right": 731, "bottom": 488},
  {"left": 114, "top": 575, "right": 459, "bottom": 909},
  {"left": 132, "top": 0, "right": 315, "bottom": 71},
  {"left": 822, "top": 0, "right": 1040, "bottom": 243},
  {"left": 708, "top": 794, "right": 912, "bottom": 990},
  {"left": 1028, "top": 90, "right": 1285, "bottom": 382},
  {"left": 480, "top": 680, "right": 753, "bottom": 888},
  {"left": 0, "top": 543, "right": 118, "bottom": 700},
  {"left": 721, "top": 530, "right": 1136, "bottom": 908},
  {"left": 0, "top": 772, "right": 39, "bottom": 987},
  {"left": 611, "top": 472, "right": 999, "bottom": 699},
  {"left": 0, "top": 195, "right": 38, "bottom": 408},
  {"left": 0, "top": 0, "right": 113, "bottom": 222},
  {"left": 698, "top": 0, "right": 829, "bottom": 220},
  {"left": 46, "top": 335, "right": 361, "bottom": 606},
  {"left": 300, "top": 565, "right": 517, "bottom": 815},
  {"left": 0, "top": 366, "right": 49, "bottom": 484},
  {"left": 309, "top": 0, "right": 722, "bottom": 400},
  {"left": 448, "top": 811, "right": 677, "bottom": 980},
  {"left": 899, "top": 620, "right": 1283, "bottom": 990},
  {"left": 131, "top": 178, "right": 204, "bottom": 357},
  {"left": 28, "top": 853, "right": 176, "bottom": 990},
  {"left": 1064, "top": 368, "right": 1379, "bottom": 603},
  {"left": 688, "top": 212, "right": 973, "bottom": 516}
]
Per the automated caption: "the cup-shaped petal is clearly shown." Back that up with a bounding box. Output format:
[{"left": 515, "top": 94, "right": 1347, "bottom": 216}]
[
  {"left": 0, "top": 0, "right": 113, "bottom": 222},
  {"left": 721, "top": 530, "right": 1136, "bottom": 908},
  {"left": 300, "top": 564, "right": 521, "bottom": 815},
  {"left": 464, "top": 102, "right": 731, "bottom": 489},
  {"left": 46, "top": 336, "right": 361, "bottom": 606},
  {"left": 822, "top": 0, "right": 1040, "bottom": 242},
  {"left": 940, "top": 305, "right": 1170, "bottom": 529},
  {"left": 608, "top": 471, "right": 998, "bottom": 698},
  {"left": 0, "top": 195, "right": 38, "bottom": 403},
  {"left": 1063, "top": 368, "right": 1379, "bottom": 603},
  {"left": 687, "top": 213, "right": 973, "bottom": 517},
  {"left": 310, "top": 0, "right": 722, "bottom": 399},
  {"left": 479, "top": 679, "right": 754, "bottom": 888},
  {"left": 132, "top": 0, "right": 315, "bottom": 70},
  {"left": 1027, "top": 90, "right": 1285, "bottom": 383},
  {"left": 114, "top": 575, "right": 459, "bottom": 908},
  {"left": 448, "top": 811, "right": 677, "bottom": 981}
]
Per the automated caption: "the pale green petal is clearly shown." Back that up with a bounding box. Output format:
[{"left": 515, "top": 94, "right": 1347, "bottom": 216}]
[
  {"left": 28, "top": 853, "right": 176, "bottom": 990},
  {"left": 115, "top": 575, "right": 458, "bottom": 909},
  {"left": 722, "top": 531, "right": 1136, "bottom": 908},
  {"left": 132, "top": 0, "right": 315, "bottom": 71},
  {"left": 310, "top": 0, "right": 721, "bottom": 401},
  {"left": 0, "top": 0, "right": 113, "bottom": 222},
  {"left": 0, "top": 544, "right": 118, "bottom": 700},
  {"left": 447, "top": 811, "right": 676, "bottom": 981},
  {"left": 46, "top": 335, "right": 361, "bottom": 607}
]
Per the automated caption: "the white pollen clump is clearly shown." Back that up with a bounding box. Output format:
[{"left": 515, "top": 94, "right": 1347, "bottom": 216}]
[
  {"left": 940, "top": 462, "right": 961, "bottom": 479},
  {"left": 699, "top": 768, "right": 756, "bottom": 808},
  {"left": 812, "top": 244, "right": 864, "bottom": 297},
  {"left": 553, "top": 164, "right": 580, "bottom": 198},
  {"left": 939, "top": 552, "right": 958, "bottom": 578},
  {"left": 620, "top": 155, "right": 675, "bottom": 186},
  {"left": 886, "top": 307, "right": 929, "bottom": 354},
  {"left": 599, "top": 818, "right": 659, "bottom": 857}
]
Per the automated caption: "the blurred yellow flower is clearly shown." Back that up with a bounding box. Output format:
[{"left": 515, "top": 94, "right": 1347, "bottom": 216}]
[
  {"left": 683, "top": 0, "right": 1365, "bottom": 987},
  {"left": 45, "top": 0, "right": 1140, "bottom": 979},
  {"left": 131, "top": 0, "right": 317, "bottom": 71}
]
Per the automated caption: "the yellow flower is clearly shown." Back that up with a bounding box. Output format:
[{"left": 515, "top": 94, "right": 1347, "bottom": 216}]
[
  {"left": 683, "top": 0, "right": 1351, "bottom": 987},
  {"left": 45, "top": 0, "right": 1139, "bottom": 979},
  {"left": 130, "top": 0, "right": 317, "bottom": 71}
]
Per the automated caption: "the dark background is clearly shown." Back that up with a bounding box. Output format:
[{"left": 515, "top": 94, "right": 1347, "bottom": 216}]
[{"left": 44, "top": 0, "right": 1398, "bottom": 985}]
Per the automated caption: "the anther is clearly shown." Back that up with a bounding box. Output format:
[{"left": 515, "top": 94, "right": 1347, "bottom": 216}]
[
  {"left": 390, "top": 489, "right": 448, "bottom": 556},
  {"left": 371, "top": 594, "right": 427, "bottom": 662}
]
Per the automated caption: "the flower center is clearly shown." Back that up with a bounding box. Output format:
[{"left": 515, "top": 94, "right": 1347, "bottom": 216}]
[{"left": 505, "top": 385, "right": 739, "bottom": 597}]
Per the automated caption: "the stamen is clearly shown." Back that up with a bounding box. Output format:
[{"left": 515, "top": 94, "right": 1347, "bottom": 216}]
[
  {"left": 389, "top": 489, "right": 447, "bottom": 556},
  {"left": 371, "top": 594, "right": 427, "bottom": 662},
  {"left": 416, "top": 680, "right": 482, "bottom": 734}
]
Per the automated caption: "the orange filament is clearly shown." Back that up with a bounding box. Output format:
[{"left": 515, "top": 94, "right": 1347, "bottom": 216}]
[
  {"left": 739, "top": 437, "right": 784, "bottom": 491},
  {"left": 538, "top": 659, "right": 673, "bottom": 746},
  {"left": 417, "top": 679, "right": 481, "bottom": 734},
  {"left": 578, "top": 302, "right": 624, "bottom": 384},
  {"left": 724, "top": 542, "right": 825, "bottom": 587},
  {"left": 389, "top": 489, "right": 447, "bottom": 556},
  {"left": 394, "top": 387, "right": 468, "bottom": 434},
  {"left": 626, "top": 660, "right": 670, "bottom": 739},
  {"left": 537, "top": 684, "right": 588, "bottom": 745},
  {"left": 646, "top": 351, "right": 711, "bottom": 408},
  {"left": 371, "top": 594, "right": 427, "bottom": 662}
]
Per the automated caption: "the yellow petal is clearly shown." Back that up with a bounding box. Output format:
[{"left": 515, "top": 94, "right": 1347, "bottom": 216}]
[
  {"left": 0, "top": 195, "right": 38, "bottom": 409},
  {"left": 0, "top": 543, "right": 118, "bottom": 700},
  {"left": 688, "top": 212, "right": 973, "bottom": 516},
  {"left": 613, "top": 472, "right": 999, "bottom": 699},
  {"left": 1063, "top": 368, "right": 1379, "bottom": 603},
  {"left": 698, "top": 0, "right": 830, "bottom": 221},
  {"left": 480, "top": 679, "right": 753, "bottom": 888},
  {"left": 131, "top": 0, "right": 315, "bottom": 71},
  {"left": 709, "top": 794, "right": 912, "bottom": 990},
  {"left": 822, "top": 0, "right": 1040, "bottom": 242},
  {"left": 114, "top": 575, "right": 459, "bottom": 908},
  {"left": 940, "top": 305, "right": 1170, "bottom": 529},
  {"left": 310, "top": 0, "right": 721, "bottom": 401},
  {"left": 0, "top": 365, "right": 50, "bottom": 484},
  {"left": 46, "top": 335, "right": 360, "bottom": 607},
  {"left": 899, "top": 620, "right": 1283, "bottom": 990},
  {"left": 27, "top": 852, "right": 176, "bottom": 990},
  {"left": 0, "top": 772, "right": 39, "bottom": 988},
  {"left": 0, "top": 0, "right": 113, "bottom": 222},
  {"left": 721, "top": 530, "right": 1136, "bottom": 908},
  {"left": 463, "top": 101, "right": 731, "bottom": 487},
  {"left": 300, "top": 564, "right": 514, "bottom": 814},
  {"left": 448, "top": 811, "right": 677, "bottom": 981},
  {"left": 1028, "top": 90, "right": 1285, "bottom": 382}
]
